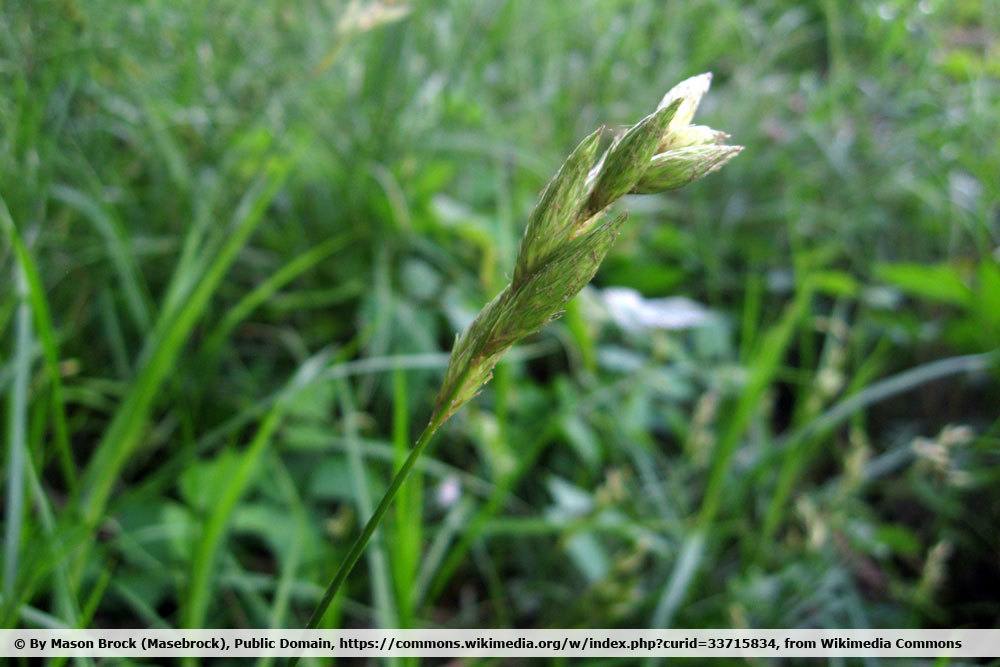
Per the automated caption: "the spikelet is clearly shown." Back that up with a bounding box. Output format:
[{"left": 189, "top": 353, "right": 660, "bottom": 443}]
[{"left": 432, "top": 73, "right": 741, "bottom": 423}]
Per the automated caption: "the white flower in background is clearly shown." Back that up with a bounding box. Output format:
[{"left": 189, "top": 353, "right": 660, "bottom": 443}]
[
  {"left": 436, "top": 475, "right": 462, "bottom": 508},
  {"left": 598, "top": 286, "right": 716, "bottom": 332}
]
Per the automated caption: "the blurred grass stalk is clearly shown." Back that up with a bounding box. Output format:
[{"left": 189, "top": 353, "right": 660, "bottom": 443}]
[
  {"left": 0, "top": 199, "right": 76, "bottom": 492},
  {"left": 298, "top": 74, "right": 743, "bottom": 637},
  {"left": 4, "top": 225, "right": 30, "bottom": 600},
  {"left": 654, "top": 285, "right": 812, "bottom": 626},
  {"left": 1, "top": 198, "right": 88, "bottom": 631},
  {"left": 653, "top": 322, "right": 999, "bottom": 626},
  {"left": 65, "top": 158, "right": 293, "bottom": 589}
]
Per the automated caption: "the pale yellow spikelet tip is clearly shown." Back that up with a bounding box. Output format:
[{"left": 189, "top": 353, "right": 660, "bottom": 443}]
[{"left": 657, "top": 72, "right": 714, "bottom": 129}]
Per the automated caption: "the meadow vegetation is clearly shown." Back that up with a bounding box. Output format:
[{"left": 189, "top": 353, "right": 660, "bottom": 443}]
[{"left": 1, "top": 0, "right": 998, "bottom": 644}]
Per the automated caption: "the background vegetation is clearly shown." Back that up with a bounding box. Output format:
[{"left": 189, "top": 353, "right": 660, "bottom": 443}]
[{"left": 2, "top": 0, "right": 999, "bottom": 651}]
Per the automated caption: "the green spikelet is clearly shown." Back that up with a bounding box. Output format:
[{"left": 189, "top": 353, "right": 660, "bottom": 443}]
[{"left": 433, "top": 72, "right": 741, "bottom": 423}]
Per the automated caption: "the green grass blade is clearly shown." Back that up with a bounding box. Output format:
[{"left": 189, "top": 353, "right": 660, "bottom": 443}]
[
  {"left": 653, "top": 284, "right": 813, "bottom": 626},
  {"left": 652, "top": 532, "right": 706, "bottom": 628},
  {"left": 25, "top": 447, "right": 94, "bottom": 667},
  {"left": 0, "top": 198, "right": 76, "bottom": 490},
  {"left": 3, "top": 258, "right": 31, "bottom": 599},
  {"left": 422, "top": 423, "right": 558, "bottom": 607},
  {"left": 391, "top": 365, "right": 421, "bottom": 626},
  {"left": 758, "top": 320, "right": 881, "bottom": 550},
  {"left": 697, "top": 284, "right": 813, "bottom": 527},
  {"left": 412, "top": 498, "right": 475, "bottom": 608},
  {"left": 759, "top": 349, "right": 999, "bottom": 545},
  {"left": 49, "top": 184, "right": 153, "bottom": 333},
  {"left": 158, "top": 179, "right": 220, "bottom": 323},
  {"left": 78, "top": 159, "right": 292, "bottom": 533},
  {"left": 184, "top": 409, "right": 284, "bottom": 629},
  {"left": 201, "top": 233, "right": 351, "bottom": 357},
  {"left": 183, "top": 349, "right": 329, "bottom": 629},
  {"left": 338, "top": 379, "right": 398, "bottom": 628},
  {"left": 255, "top": 454, "right": 307, "bottom": 667}
]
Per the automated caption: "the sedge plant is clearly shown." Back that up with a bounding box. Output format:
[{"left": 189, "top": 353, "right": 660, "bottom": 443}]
[{"left": 302, "top": 73, "right": 742, "bottom": 631}]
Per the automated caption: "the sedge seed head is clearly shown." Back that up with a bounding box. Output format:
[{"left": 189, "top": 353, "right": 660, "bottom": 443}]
[{"left": 432, "top": 75, "right": 741, "bottom": 424}]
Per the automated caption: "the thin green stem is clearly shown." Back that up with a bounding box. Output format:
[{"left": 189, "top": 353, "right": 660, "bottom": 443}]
[
  {"left": 300, "top": 413, "right": 444, "bottom": 637},
  {"left": 296, "top": 356, "right": 471, "bottom": 646}
]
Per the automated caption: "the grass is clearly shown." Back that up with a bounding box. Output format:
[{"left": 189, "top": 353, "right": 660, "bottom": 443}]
[
  {"left": 3, "top": 229, "right": 30, "bottom": 600},
  {"left": 294, "top": 75, "right": 742, "bottom": 634},
  {"left": 184, "top": 349, "right": 330, "bottom": 635},
  {"left": 1, "top": 200, "right": 76, "bottom": 492},
  {"left": 2, "top": 0, "right": 999, "bottom": 658}
]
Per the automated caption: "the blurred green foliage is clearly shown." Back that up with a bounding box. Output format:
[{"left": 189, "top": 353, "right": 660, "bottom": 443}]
[{"left": 1, "top": 0, "right": 998, "bottom": 644}]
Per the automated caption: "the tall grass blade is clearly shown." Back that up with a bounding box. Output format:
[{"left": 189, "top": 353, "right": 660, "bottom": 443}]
[
  {"left": 391, "top": 365, "right": 422, "bottom": 626},
  {"left": 0, "top": 199, "right": 76, "bottom": 489},
  {"left": 337, "top": 379, "right": 397, "bottom": 628},
  {"left": 183, "top": 349, "right": 328, "bottom": 629},
  {"left": 78, "top": 159, "right": 292, "bottom": 533},
  {"left": 653, "top": 284, "right": 812, "bottom": 626},
  {"left": 3, "top": 254, "right": 31, "bottom": 600},
  {"left": 50, "top": 185, "right": 153, "bottom": 333},
  {"left": 202, "top": 234, "right": 350, "bottom": 358}
]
